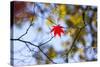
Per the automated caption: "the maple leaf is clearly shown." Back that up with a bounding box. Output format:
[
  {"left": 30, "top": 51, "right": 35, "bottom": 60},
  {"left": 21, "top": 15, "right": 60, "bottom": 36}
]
[{"left": 51, "top": 25, "right": 64, "bottom": 37}]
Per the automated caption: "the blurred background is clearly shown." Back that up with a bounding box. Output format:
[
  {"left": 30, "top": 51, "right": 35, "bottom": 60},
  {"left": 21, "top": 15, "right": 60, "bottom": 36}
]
[{"left": 11, "top": 1, "right": 97, "bottom": 66}]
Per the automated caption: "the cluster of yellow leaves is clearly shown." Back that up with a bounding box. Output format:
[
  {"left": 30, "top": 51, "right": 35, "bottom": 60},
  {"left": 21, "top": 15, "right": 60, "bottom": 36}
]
[
  {"left": 78, "top": 48, "right": 84, "bottom": 54},
  {"left": 65, "top": 28, "right": 77, "bottom": 36},
  {"left": 47, "top": 47, "right": 57, "bottom": 59},
  {"left": 69, "top": 13, "right": 84, "bottom": 28},
  {"left": 78, "top": 47, "right": 85, "bottom": 60},
  {"left": 58, "top": 5, "right": 67, "bottom": 19}
]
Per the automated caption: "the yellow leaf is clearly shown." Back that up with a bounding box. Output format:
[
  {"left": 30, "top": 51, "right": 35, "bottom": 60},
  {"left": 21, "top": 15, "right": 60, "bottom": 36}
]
[
  {"left": 66, "top": 28, "right": 77, "bottom": 36},
  {"left": 78, "top": 48, "right": 84, "bottom": 54},
  {"left": 29, "top": 16, "right": 35, "bottom": 23},
  {"left": 70, "top": 13, "right": 84, "bottom": 27},
  {"left": 47, "top": 47, "right": 57, "bottom": 59},
  {"left": 58, "top": 5, "right": 67, "bottom": 19}
]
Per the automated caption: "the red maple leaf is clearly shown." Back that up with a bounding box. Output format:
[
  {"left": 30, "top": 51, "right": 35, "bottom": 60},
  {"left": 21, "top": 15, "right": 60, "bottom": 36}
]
[{"left": 51, "top": 25, "right": 64, "bottom": 37}]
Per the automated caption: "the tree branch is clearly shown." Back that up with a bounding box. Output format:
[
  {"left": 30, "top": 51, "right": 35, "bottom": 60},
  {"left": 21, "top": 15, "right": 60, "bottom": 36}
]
[
  {"left": 11, "top": 39, "right": 38, "bottom": 47},
  {"left": 39, "top": 36, "right": 54, "bottom": 47},
  {"left": 66, "top": 26, "right": 85, "bottom": 56},
  {"left": 38, "top": 46, "right": 57, "bottom": 64},
  {"left": 65, "top": 10, "right": 87, "bottom": 62},
  {"left": 11, "top": 38, "right": 56, "bottom": 64},
  {"left": 25, "top": 42, "right": 32, "bottom": 52},
  {"left": 18, "top": 23, "right": 33, "bottom": 39}
]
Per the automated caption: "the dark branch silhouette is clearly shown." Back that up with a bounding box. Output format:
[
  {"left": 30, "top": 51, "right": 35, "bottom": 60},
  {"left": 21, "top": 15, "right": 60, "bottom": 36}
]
[
  {"left": 38, "top": 46, "right": 57, "bottom": 64},
  {"left": 39, "top": 36, "right": 54, "bottom": 47},
  {"left": 11, "top": 36, "right": 56, "bottom": 64},
  {"left": 25, "top": 42, "right": 33, "bottom": 52},
  {"left": 18, "top": 19, "right": 34, "bottom": 39},
  {"left": 11, "top": 10, "right": 56, "bottom": 63},
  {"left": 11, "top": 38, "right": 38, "bottom": 47},
  {"left": 65, "top": 26, "right": 85, "bottom": 55},
  {"left": 65, "top": 10, "right": 87, "bottom": 62}
]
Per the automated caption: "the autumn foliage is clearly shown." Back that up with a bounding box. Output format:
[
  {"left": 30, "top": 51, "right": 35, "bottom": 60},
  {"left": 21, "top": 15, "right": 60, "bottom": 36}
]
[{"left": 11, "top": 1, "right": 97, "bottom": 65}]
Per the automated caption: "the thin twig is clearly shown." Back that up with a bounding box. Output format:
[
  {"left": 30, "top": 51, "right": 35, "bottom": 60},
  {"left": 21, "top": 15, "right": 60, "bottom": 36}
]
[
  {"left": 38, "top": 46, "right": 57, "bottom": 64},
  {"left": 65, "top": 10, "right": 87, "bottom": 62},
  {"left": 82, "top": 10, "right": 86, "bottom": 26},
  {"left": 11, "top": 38, "right": 56, "bottom": 63},
  {"left": 18, "top": 8, "right": 34, "bottom": 39},
  {"left": 66, "top": 26, "right": 85, "bottom": 56},
  {"left": 25, "top": 42, "right": 32, "bottom": 52},
  {"left": 39, "top": 36, "right": 54, "bottom": 46},
  {"left": 18, "top": 23, "right": 33, "bottom": 39},
  {"left": 11, "top": 39, "right": 38, "bottom": 47},
  {"left": 25, "top": 42, "right": 38, "bottom": 58}
]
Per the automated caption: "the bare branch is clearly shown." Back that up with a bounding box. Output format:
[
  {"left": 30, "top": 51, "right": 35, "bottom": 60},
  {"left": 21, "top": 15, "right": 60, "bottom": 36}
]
[
  {"left": 65, "top": 10, "right": 87, "bottom": 62},
  {"left": 66, "top": 26, "right": 85, "bottom": 56},
  {"left": 25, "top": 42, "right": 32, "bottom": 52},
  {"left": 39, "top": 36, "right": 54, "bottom": 47},
  {"left": 11, "top": 38, "right": 56, "bottom": 64},
  {"left": 18, "top": 23, "right": 33, "bottom": 39},
  {"left": 82, "top": 10, "right": 86, "bottom": 26},
  {"left": 38, "top": 46, "right": 57, "bottom": 64},
  {"left": 11, "top": 39, "right": 38, "bottom": 47}
]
